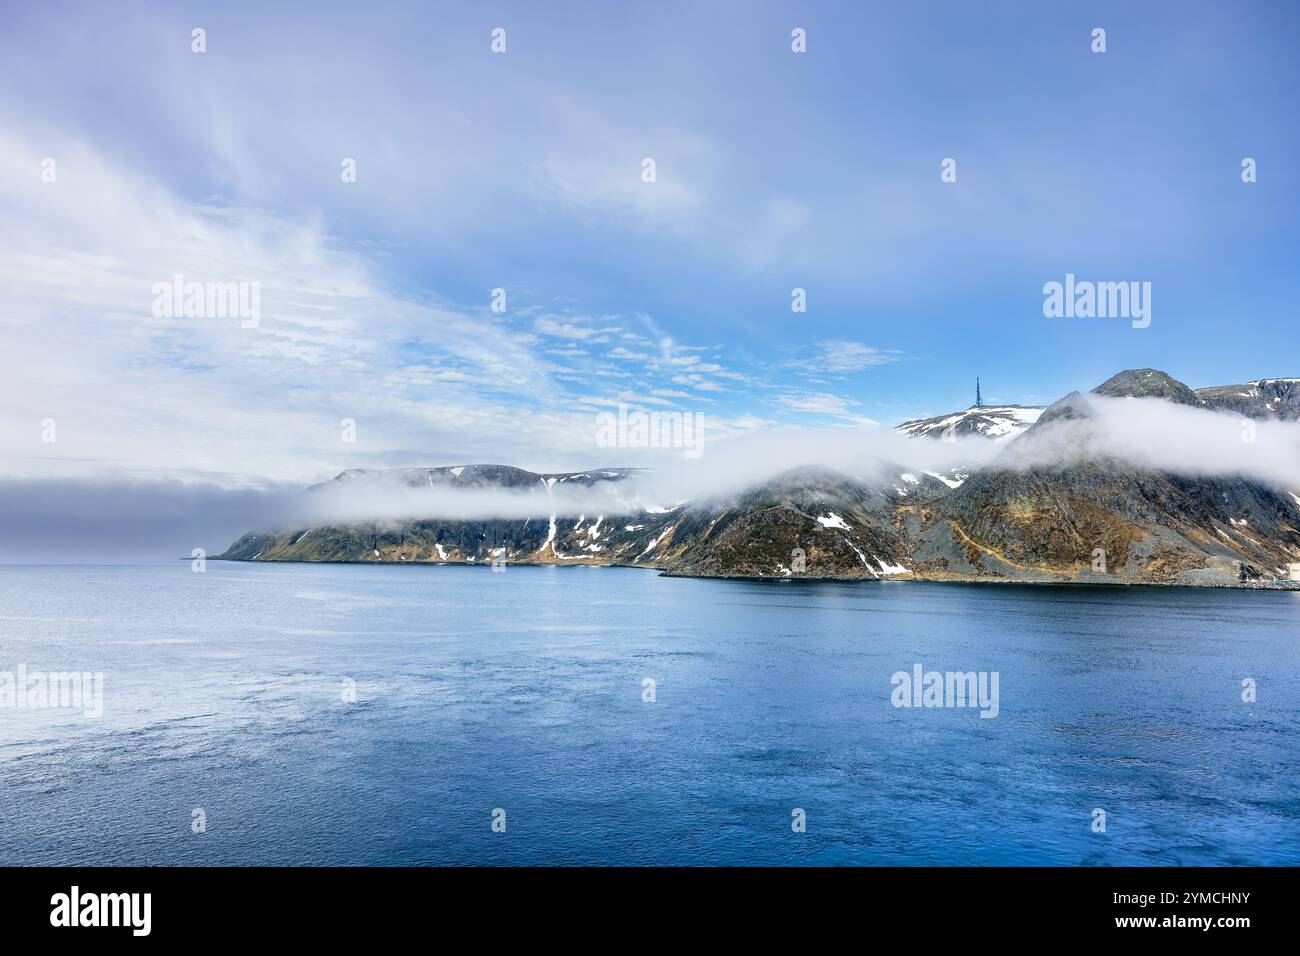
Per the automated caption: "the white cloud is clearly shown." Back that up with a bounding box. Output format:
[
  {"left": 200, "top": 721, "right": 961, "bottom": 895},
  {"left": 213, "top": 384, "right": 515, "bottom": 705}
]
[
  {"left": 777, "top": 393, "right": 858, "bottom": 416},
  {"left": 792, "top": 341, "right": 903, "bottom": 374},
  {"left": 607, "top": 346, "right": 654, "bottom": 361},
  {"left": 533, "top": 316, "right": 623, "bottom": 340}
]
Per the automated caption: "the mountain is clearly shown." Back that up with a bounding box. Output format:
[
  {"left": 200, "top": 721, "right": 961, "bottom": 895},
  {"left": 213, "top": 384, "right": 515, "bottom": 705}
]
[
  {"left": 649, "top": 466, "right": 949, "bottom": 579},
  {"left": 893, "top": 403, "right": 1043, "bottom": 490},
  {"left": 219, "top": 462, "right": 940, "bottom": 580},
  {"left": 921, "top": 459, "right": 1300, "bottom": 586},
  {"left": 1093, "top": 367, "right": 1202, "bottom": 405},
  {"left": 219, "top": 465, "right": 656, "bottom": 566},
  {"left": 218, "top": 369, "right": 1300, "bottom": 588},
  {"left": 896, "top": 404, "right": 1042, "bottom": 441},
  {"left": 919, "top": 369, "right": 1300, "bottom": 586},
  {"left": 1194, "top": 378, "right": 1300, "bottom": 420}
]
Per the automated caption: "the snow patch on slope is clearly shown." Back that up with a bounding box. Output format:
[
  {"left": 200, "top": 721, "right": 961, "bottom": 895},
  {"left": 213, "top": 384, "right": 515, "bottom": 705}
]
[
  {"left": 638, "top": 528, "right": 671, "bottom": 559},
  {"left": 924, "top": 470, "right": 965, "bottom": 489}
]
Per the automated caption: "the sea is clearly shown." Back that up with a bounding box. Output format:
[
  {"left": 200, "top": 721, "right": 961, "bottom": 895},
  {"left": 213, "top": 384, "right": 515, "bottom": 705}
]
[{"left": 0, "top": 561, "right": 1296, "bottom": 865}]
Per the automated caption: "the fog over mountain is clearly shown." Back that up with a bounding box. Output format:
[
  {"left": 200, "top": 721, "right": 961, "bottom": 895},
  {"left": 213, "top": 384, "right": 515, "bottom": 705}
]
[
  {"left": 998, "top": 393, "right": 1300, "bottom": 486},
  {"left": 4, "top": 370, "right": 1298, "bottom": 579}
]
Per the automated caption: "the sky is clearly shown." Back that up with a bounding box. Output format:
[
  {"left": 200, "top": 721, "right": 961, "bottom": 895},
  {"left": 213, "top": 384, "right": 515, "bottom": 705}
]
[{"left": 2, "top": 0, "right": 1299, "bottom": 499}]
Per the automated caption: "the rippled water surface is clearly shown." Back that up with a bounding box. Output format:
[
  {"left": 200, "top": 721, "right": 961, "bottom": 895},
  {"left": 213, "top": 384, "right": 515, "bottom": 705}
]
[{"left": 0, "top": 562, "right": 1296, "bottom": 865}]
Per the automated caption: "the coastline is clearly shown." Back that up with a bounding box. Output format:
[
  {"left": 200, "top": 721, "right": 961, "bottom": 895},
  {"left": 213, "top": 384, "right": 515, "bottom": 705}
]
[{"left": 211, "top": 556, "right": 1300, "bottom": 590}]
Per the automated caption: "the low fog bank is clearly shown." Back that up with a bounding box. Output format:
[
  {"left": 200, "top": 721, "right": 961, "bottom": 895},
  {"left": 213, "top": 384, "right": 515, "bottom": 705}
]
[
  {"left": 0, "top": 478, "right": 301, "bottom": 564},
  {"left": 2, "top": 401, "right": 1297, "bottom": 561},
  {"left": 0, "top": 429, "right": 1001, "bottom": 561},
  {"left": 0, "top": 476, "right": 642, "bottom": 562},
  {"left": 633, "top": 426, "right": 1000, "bottom": 502}
]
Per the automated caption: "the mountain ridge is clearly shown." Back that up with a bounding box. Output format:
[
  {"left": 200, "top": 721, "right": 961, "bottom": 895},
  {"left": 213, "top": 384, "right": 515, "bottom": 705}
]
[{"left": 218, "top": 368, "right": 1300, "bottom": 588}]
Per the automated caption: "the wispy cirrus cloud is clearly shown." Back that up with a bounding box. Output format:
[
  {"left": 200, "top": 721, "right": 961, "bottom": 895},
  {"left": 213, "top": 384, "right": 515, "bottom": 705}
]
[
  {"left": 0, "top": 120, "right": 788, "bottom": 485},
  {"left": 776, "top": 392, "right": 869, "bottom": 420},
  {"left": 790, "top": 340, "right": 903, "bottom": 375},
  {"left": 533, "top": 315, "right": 623, "bottom": 341}
]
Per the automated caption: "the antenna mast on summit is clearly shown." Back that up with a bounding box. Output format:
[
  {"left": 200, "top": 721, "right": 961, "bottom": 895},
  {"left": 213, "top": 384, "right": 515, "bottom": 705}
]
[{"left": 976, "top": 378, "right": 983, "bottom": 408}]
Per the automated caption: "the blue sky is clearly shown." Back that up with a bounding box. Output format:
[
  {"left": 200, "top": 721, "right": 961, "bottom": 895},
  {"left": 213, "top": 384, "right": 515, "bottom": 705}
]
[{"left": 2, "top": 0, "right": 1298, "bottom": 482}]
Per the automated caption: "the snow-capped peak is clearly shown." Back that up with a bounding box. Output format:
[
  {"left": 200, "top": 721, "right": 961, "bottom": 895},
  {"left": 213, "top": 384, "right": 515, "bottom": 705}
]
[{"left": 896, "top": 405, "right": 1043, "bottom": 442}]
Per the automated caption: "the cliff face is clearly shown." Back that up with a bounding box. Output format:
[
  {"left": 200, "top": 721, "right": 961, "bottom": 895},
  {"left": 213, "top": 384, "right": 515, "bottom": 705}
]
[
  {"left": 218, "top": 370, "right": 1300, "bottom": 587},
  {"left": 918, "top": 461, "right": 1300, "bottom": 586}
]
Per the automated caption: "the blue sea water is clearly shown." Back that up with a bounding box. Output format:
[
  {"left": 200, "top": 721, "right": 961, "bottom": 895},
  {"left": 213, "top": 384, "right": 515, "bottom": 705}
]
[{"left": 0, "top": 561, "right": 1296, "bottom": 866}]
